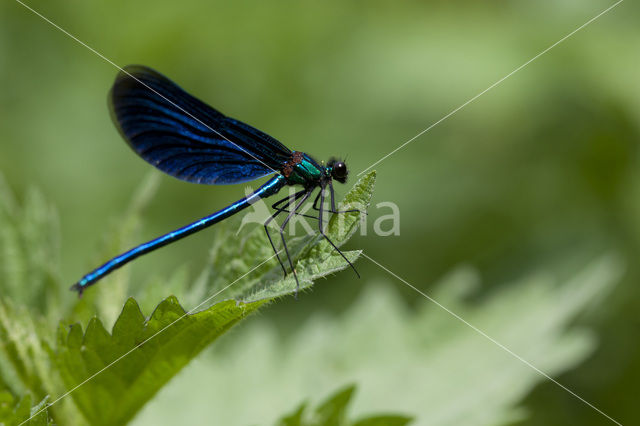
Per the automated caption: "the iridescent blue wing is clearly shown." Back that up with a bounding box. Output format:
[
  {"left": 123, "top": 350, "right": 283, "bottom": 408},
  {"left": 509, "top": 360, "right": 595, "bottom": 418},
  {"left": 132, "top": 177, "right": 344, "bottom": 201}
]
[{"left": 109, "top": 65, "right": 292, "bottom": 184}]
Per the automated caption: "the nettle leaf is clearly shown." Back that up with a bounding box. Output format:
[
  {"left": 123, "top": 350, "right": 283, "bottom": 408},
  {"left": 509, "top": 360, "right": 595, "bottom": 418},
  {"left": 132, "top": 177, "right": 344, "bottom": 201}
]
[
  {"left": 0, "top": 174, "right": 60, "bottom": 314},
  {"left": 0, "top": 392, "right": 51, "bottom": 426},
  {"left": 0, "top": 300, "right": 56, "bottom": 404},
  {"left": 276, "top": 385, "right": 412, "bottom": 426},
  {"left": 277, "top": 402, "right": 307, "bottom": 426},
  {"left": 0, "top": 299, "right": 79, "bottom": 424},
  {"left": 201, "top": 171, "right": 375, "bottom": 303},
  {"left": 135, "top": 256, "right": 620, "bottom": 426},
  {"left": 56, "top": 296, "right": 265, "bottom": 426},
  {"left": 0, "top": 170, "right": 375, "bottom": 426},
  {"left": 312, "top": 385, "right": 354, "bottom": 425}
]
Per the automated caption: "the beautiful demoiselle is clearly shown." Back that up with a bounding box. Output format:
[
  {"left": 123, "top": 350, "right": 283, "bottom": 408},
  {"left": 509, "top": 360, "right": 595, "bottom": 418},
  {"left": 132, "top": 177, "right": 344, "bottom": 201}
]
[{"left": 71, "top": 66, "right": 358, "bottom": 295}]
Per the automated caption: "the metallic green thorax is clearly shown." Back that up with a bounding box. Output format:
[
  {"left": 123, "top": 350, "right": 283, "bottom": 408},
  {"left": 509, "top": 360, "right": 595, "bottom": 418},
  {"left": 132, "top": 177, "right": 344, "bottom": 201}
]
[{"left": 284, "top": 152, "right": 327, "bottom": 186}]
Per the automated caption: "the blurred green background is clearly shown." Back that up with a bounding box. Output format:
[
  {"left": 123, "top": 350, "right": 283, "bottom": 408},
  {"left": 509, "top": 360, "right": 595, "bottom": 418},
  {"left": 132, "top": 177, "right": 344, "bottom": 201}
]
[{"left": 1, "top": 0, "right": 639, "bottom": 424}]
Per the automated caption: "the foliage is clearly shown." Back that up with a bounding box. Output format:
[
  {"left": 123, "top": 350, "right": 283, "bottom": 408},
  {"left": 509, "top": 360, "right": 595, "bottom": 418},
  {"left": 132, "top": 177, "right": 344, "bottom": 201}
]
[
  {"left": 0, "top": 393, "right": 51, "bottom": 426},
  {"left": 276, "top": 385, "right": 412, "bottom": 426},
  {"left": 0, "top": 299, "right": 54, "bottom": 403},
  {"left": 204, "top": 170, "right": 375, "bottom": 303},
  {"left": 2, "top": 3, "right": 639, "bottom": 423},
  {"left": 0, "top": 165, "right": 625, "bottom": 426},
  {"left": 135, "top": 256, "right": 621, "bottom": 426},
  {"left": 56, "top": 297, "right": 264, "bottom": 425},
  {"left": 0, "top": 171, "right": 379, "bottom": 425},
  {"left": 0, "top": 176, "right": 60, "bottom": 316}
]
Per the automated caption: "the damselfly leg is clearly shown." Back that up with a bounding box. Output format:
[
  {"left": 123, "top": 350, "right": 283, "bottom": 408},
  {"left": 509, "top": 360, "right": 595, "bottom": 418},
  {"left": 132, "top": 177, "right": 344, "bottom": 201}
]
[
  {"left": 264, "top": 189, "right": 309, "bottom": 276},
  {"left": 317, "top": 183, "right": 360, "bottom": 278},
  {"left": 262, "top": 182, "right": 361, "bottom": 296}
]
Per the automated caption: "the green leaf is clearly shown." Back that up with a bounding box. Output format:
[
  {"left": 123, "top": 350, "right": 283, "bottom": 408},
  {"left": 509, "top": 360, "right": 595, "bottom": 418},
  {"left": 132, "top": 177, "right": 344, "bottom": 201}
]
[
  {"left": 0, "top": 174, "right": 60, "bottom": 314},
  {"left": 0, "top": 168, "right": 375, "bottom": 426},
  {"left": 0, "top": 299, "right": 55, "bottom": 404},
  {"left": 352, "top": 416, "right": 413, "bottom": 426},
  {"left": 277, "top": 402, "right": 307, "bottom": 426},
  {"left": 202, "top": 171, "right": 376, "bottom": 303},
  {"left": 56, "top": 296, "right": 265, "bottom": 426},
  {"left": 136, "top": 255, "right": 620, "bottom": 426},
  {"left": 0, "top": 393, "right": 51, "bottom": 426},
  {"left": 54, "top": 173, "right": 375, "bottom": 425},
  {"left": 0, "top": 298, "right": 80, "bottom": 424},
  {"left": 312, "top": 385, "right": 355, "bottom": 426},
  {"left": 276, "top": 385, "right": 413, "bottom": 426}
]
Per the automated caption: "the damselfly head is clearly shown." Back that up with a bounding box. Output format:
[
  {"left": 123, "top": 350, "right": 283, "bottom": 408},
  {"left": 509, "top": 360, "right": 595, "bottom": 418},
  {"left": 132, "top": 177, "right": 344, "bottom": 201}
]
[{"left": 327, "top": 157, "right": 348, "bottom": 184}]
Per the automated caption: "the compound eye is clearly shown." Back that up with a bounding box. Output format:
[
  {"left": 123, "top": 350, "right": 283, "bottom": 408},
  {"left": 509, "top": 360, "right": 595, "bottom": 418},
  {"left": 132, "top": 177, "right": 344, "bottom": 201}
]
[{"left": 333, "top": 162, "right": 347, "bottom": 179}]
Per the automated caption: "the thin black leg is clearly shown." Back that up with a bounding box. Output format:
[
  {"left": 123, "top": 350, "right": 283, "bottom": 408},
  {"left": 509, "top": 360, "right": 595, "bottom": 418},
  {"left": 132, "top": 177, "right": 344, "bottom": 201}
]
[
  {"left": 264, "top": 190, "right": 308, "bottom": 276},
  {"left": 272, "top": 189, "right": 319, "bottom": 220},
  {"left": 311, "top": 189, "right": 323, "bottom": 211},
  {"left": 317, "top": 184, "right": 360, "bottom": 278},
  {"left": 279, "top": 190, "right": 313, "bottom": 295},
  {"left": 309, "top": 183, "right": 361, "bottom": 215},
  {"left": 271, "top": 189, "right": 306, "bottom": 210},
  {"left": 263, "top": 182, "right": 363, "bottom": 296},
  {"left": 328, "top": 183, "right": 362, "bottom": 215}
]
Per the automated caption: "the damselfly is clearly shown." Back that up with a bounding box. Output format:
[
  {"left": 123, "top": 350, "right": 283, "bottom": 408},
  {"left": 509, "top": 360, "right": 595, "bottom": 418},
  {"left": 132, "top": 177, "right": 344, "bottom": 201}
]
[{"left": 71, "top": 66, "right": 359, "bottom": 295}]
